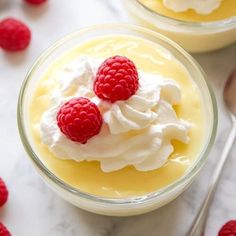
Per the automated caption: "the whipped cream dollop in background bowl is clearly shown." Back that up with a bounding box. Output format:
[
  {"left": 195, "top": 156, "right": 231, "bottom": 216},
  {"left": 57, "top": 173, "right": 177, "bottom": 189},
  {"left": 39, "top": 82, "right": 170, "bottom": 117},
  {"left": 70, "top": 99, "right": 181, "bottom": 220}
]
[
  {"left": 163, "top": 0, "right": 222, "bottom": 14},
  {"left": 40, "top": 56, "right": 190, "bottom": 172}
]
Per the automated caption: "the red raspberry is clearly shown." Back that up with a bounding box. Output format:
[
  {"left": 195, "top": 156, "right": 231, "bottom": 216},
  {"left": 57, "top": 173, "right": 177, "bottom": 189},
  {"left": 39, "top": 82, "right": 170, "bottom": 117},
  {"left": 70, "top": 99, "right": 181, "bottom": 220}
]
[
  {"left": 94, "top": 55, "right": 139, "bottom": 103},
  {"left": 0, "top": 223, "right": 11, "bottom": 236},
  {"left": 0, "top": 18, "right": 31, "bottom": 52},
  {"left": 24, "top": 0, "right": 47, "bottom": 4},
  {"left": 219, "top": 220, "right": 236, "bottom": 236},
  {"left": 57, "top": 97, "right": 103, "bottom": 144},
  {"left": 0, "top": 178, "right": 8, "bottom": 207}
]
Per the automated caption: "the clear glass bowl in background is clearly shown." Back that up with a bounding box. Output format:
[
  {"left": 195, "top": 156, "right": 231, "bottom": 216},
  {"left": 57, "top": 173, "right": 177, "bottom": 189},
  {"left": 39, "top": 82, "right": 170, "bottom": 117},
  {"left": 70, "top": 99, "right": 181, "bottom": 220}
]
[
  {"left": 124, "top": 0, "right": 236, "bottom": 53},
  {"left": 18, "top": 24, "right": 217, "bottom": 216}
]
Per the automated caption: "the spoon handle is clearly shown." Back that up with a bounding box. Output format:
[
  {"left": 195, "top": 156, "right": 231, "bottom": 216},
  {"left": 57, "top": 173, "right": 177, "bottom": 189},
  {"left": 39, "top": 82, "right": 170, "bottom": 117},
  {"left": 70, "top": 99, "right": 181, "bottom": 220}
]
[{"left": 188, "top": 114, "right": 236, "bottom": 236}]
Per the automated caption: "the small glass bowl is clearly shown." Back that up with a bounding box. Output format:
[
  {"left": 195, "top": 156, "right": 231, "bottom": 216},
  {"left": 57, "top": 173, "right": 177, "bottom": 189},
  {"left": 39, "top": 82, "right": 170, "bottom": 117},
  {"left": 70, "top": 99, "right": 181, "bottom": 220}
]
[
  {"left": 124, "top": 0, "right": 236, "bottom": 53},
  {"left": 18, "top": 24, "right": 217, "bottom": 216}
]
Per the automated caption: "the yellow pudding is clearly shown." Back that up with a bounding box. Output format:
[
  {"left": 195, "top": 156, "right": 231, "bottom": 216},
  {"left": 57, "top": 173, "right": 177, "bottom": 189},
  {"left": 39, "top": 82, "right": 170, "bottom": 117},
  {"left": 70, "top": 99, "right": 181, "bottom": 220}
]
[
  {"left": 29, "top": 35, "right": 205, "bottom": 198},
  {"left": 138, "top": 0, "right": 236, "bottom": 22}
]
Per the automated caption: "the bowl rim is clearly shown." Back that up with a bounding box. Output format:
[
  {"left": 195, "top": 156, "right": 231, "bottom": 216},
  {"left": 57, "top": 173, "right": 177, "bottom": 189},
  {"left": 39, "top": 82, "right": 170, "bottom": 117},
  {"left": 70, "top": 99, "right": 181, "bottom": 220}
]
[
  {"left": 127, "top": 0, "right": 236, "bottom": 32},
  {"left": 17, "top": 23, "right": 218, "bottom": 206}
]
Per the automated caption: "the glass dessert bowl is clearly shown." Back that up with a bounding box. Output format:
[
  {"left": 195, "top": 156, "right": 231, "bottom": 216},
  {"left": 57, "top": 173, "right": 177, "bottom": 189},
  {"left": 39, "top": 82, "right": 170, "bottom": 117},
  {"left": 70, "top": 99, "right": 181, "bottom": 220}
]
[
  {"left": 18, "top": 24, "right": 217, "bottom": 216},
  {"left": 124, "top": 0, "right": 236, "bottom": 53}
]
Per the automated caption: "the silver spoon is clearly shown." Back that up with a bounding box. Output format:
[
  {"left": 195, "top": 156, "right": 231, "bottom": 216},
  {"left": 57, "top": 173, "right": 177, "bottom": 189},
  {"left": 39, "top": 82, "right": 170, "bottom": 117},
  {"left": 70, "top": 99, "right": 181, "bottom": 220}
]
[{"left": 188, "top": 69, "right": 236, "bottom": 236}]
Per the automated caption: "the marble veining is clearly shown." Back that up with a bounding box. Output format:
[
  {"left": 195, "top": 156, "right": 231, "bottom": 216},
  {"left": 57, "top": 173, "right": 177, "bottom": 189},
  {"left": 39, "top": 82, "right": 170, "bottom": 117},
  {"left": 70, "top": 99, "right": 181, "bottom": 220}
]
[{"left": 0, "top": 0, "right": 235, "bottom": 235}]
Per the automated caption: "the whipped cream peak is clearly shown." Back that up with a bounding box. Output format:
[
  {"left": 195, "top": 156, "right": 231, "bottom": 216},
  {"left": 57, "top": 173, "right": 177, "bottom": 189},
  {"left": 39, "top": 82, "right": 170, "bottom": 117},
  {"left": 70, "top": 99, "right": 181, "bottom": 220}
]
[
  {"left": 163, "top": 0, "right": 222, "bottom": 14},
  {"left": 40, "top": 56, "right": 190, "bottom": 172},
  {"left": 103, "top": 72, "right": 181, "bottom": 135}
]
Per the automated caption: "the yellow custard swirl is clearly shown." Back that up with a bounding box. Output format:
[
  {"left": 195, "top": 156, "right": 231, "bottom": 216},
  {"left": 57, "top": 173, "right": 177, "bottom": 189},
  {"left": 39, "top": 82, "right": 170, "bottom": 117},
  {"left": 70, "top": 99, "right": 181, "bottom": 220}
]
[
  {"left": 29, "top": 36, "right": 206, "bottom": 198},
  {"left": 138, "top": 0, "right": 236, "bottom": 22}
]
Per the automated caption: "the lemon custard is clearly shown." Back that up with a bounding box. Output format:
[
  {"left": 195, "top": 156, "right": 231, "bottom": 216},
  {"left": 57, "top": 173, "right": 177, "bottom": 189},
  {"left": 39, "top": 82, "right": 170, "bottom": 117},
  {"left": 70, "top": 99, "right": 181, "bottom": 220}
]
[
  {"left": 138, "top": 0, "right": 236, "bottom": 22},
  {"left": 29, "top": 35, "right": 206, "bottom": 198}
]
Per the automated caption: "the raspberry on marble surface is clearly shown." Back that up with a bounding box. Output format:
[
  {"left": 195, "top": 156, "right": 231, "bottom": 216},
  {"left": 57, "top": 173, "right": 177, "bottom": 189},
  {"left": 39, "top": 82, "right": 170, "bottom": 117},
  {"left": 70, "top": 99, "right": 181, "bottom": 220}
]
[
  {"left": 219, "top": 220, "right": 236, "bottom": 236},
  {"left": 0, "top": 223, "right": 11, "bottom": 236},
  {"left": 0, "top": 178, "right": 8, "bottom": 207},
  {"left": 0, "top": 18, "right": 31, "bottom": 52},
  {"left": 24, "top": 0, "right": 47, "bottom": 5}
]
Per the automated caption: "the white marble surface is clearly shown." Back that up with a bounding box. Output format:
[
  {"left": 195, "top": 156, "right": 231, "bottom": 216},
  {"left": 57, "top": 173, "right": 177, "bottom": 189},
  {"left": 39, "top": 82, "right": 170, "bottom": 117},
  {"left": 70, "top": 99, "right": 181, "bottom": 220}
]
[{"left": 0, "top": 1, "right": 235, "bottom": 235}]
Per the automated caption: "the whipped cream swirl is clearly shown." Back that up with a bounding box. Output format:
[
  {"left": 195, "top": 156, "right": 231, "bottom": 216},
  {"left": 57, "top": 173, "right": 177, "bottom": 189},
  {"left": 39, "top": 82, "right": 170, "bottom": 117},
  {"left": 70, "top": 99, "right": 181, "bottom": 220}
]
[
  {"left": 163, "top": 0, "right": 222, "bottom": 14},
  {"left": 40, "top": 56, "right": 190, "bottom": 172}
]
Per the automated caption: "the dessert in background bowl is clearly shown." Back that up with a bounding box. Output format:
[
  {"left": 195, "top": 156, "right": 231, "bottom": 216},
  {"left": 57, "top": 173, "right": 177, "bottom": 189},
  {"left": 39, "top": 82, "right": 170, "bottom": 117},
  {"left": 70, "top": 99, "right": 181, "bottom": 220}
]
[
  {"left": 18, "top": 24, "right": 217, "bottom": 216},
  {"left": 124, "top": 0, "right": 236, "bottom": 53}
]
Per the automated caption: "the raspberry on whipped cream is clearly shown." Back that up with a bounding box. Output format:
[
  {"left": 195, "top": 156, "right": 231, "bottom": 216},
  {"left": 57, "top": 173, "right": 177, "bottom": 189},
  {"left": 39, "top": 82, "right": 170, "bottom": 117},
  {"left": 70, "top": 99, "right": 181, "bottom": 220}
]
[
  {"left": 94, "top": 55, "right": 139, "bottom": 103},
  {"left": 163, "top": 0, "right": 222, "bottom": 14},
  {"left": 40, "top": 56, "right": 190, "bottom": 172},
  {"left": 57, "top": 97, "right": 103, "bottom": 144}
]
